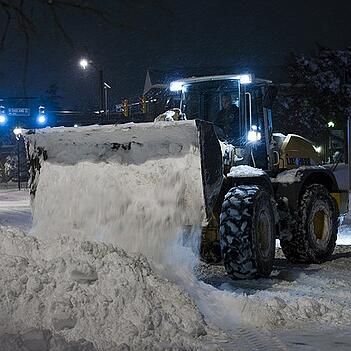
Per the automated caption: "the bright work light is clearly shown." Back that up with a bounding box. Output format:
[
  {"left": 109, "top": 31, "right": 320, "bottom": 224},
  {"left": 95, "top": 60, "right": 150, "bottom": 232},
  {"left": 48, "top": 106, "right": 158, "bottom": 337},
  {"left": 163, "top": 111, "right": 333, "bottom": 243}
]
[
  {"left": 170, "top": 81, "right": 184, "bottom": 92},
  {"left": 0, "top": 114, "right": 6, "bottom": 124},
  {"left": 247, "top": 125, "right": 262, "bottom": 142},
  {"left": 239, "top": 74, "right": 252, "bottom": 84}
]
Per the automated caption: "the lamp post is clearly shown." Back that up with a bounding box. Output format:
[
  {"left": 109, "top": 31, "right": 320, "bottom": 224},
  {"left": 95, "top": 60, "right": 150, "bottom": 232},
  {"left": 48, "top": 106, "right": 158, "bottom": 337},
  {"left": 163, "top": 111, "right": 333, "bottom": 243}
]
[
  {"left": 104, "top": 82, "right": 112, "bottom": 120},
  {"left": 13, "top": 127, "right": 22, "bottom": 190},
  {"left": 79, "top": 58, "right": 110, "bottom": 123}
]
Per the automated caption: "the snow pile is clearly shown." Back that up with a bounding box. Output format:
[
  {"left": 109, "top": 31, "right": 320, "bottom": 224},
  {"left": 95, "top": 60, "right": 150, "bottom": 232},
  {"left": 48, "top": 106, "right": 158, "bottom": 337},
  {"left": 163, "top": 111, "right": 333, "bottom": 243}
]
[
  {"left": 271, "top": 169, "right": 301, "bottom": 184},
  {"left": 27, "top": 121, "right": 207, "bottom": 263},
  {"left": 218, "top": 283, "right": 351, "bottom": 329},
  {"left": 227, "top": 165, "right": 265, "bottom": 178},
  {"left": 0, "top": 328, "right": 96, "bottom": 351},
  {"left": 0, "top": 227, "right": 214, "bottom": 351}
]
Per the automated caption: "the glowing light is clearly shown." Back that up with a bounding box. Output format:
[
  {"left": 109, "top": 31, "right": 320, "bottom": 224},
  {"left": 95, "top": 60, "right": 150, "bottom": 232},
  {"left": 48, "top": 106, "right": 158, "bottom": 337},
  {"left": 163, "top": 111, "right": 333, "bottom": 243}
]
[
  {"left": 170, "top": 81, "right": 184, "bottom": 92},
  {"left": 327, "top": 121, "right": 335, "bottom": 128},
  {"left": 239, "top": 74, "right": 252, "bottom": 84},
  {"left": 248, "top": 126, "right": 262, "bottom": 142},
  {"left": 0, "top": 114, "right": 6, "bottom": 124},
  {"left": 74, "top": 124, "right": 78, "bottom": 128},
  {"left": 13, "top": 127, "right": 22, "bottom": 136},
  {"left": 38, "top": 115, "right": 46, "bottom": 124},
  {"left": 313, "top": 145, "right": 322, "bottom": 153},
  {"left": 79, "top": 58, "right": 89, "bottom": 70}
]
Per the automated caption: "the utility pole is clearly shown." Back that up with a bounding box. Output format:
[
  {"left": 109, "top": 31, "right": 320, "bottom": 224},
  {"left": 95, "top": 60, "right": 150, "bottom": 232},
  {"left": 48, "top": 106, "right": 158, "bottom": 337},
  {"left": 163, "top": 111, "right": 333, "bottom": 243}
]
[
  {"left": 348, "top": 117, "right": 351, "bottom": 191},
  {"left": 99, "top": 69, "right": 105, "bottom": 123},
  {"left": 13, "top": 127, "right": 22, "bottom": 190},
  {"left": 17, "top": 138, "right": 20, "bottom": 190},
  {"left": 79, "top": 59, "right": 108, "bottom": 125},
  {"left": 104, "top": 82, "right": 112, "bottom": 124}
]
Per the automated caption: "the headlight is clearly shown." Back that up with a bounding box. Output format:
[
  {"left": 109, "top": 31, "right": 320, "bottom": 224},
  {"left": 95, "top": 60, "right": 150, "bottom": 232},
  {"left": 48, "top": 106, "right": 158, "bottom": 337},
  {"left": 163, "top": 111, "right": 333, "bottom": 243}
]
[
  {"left": 170, "top": 81, "right": 184, "bottom": 92},
  {"left": 247, "top": 125, "right": 261, "bottom": 142},
  {"left": 239, "top": 74, "right": 252, "bottom": 84}
]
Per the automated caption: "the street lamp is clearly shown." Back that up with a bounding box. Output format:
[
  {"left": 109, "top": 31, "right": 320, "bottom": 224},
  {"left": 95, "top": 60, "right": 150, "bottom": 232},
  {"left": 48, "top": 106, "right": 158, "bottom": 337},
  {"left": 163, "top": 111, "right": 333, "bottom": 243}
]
[
  {"left": 78, "top": 58, "right": 110, "bottom": 123},
  {"left": 13, "top": 127, "right": 23, "bottom": 190},
  {"left": 79, "top": 58, "right": 89, "bottom": 70},
  {"left": 104, "top": 82, "right": 112, "bottom": 118}
]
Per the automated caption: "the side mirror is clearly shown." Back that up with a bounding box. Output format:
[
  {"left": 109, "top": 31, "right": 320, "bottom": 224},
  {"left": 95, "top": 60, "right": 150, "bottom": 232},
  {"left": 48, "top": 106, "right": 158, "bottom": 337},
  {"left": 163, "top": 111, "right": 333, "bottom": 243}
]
[{"left": 263, "top": 85, "right": 278, "bottom": 109}]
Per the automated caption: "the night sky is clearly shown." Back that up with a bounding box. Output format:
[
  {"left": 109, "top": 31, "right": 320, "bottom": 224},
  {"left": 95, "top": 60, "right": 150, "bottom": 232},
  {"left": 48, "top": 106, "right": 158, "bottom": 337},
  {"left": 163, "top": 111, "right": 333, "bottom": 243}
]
[{"left": 0, "top": 0, "right": 350, "bottom": 109}]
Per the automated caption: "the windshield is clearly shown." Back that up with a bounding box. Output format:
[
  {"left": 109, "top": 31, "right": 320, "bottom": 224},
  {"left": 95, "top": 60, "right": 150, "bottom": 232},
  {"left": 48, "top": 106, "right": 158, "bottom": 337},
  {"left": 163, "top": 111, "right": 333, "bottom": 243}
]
[{"left": 181, "top": 79, "right": 241, "bottom": 142}]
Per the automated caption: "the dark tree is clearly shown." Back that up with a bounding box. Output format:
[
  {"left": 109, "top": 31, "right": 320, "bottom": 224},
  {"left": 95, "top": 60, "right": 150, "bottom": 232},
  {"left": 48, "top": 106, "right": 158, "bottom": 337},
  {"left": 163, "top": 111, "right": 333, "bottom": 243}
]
[
  {"left": 274, "top": 46, "right": 351, "bottom": 147},
  {"left": 0, "top": 1, "right": 107, "bottom": 95},
  {"left": 0, "top": 1, "right": 106, "bottom": 50},
  {"left": 41, "top": 83, "right": 63, "bottom": 111}
]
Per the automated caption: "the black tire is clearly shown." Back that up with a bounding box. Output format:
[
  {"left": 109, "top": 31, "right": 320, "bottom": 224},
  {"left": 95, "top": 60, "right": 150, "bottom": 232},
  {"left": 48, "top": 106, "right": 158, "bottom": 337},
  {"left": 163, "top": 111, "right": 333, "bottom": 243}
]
[
  {"left": 220, "top": 185, "right": 276, "bottom": 279},
  {"left": 280, "top": 184, "right": 338, "bottom": 263}
]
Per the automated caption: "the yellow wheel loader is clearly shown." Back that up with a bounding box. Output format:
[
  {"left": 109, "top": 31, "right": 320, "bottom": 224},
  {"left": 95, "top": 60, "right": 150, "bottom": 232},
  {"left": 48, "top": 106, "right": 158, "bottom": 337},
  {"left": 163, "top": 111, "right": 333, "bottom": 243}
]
[{"left": 25, "top": 73, "right": 349, "bottom": 279}]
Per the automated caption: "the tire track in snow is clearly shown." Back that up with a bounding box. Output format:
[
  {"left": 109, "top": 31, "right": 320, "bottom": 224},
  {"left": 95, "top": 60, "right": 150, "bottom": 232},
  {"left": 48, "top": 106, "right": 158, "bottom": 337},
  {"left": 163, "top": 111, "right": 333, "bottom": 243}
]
[{"left": 216, "top": 327, "right": 289, "bottom": 351}]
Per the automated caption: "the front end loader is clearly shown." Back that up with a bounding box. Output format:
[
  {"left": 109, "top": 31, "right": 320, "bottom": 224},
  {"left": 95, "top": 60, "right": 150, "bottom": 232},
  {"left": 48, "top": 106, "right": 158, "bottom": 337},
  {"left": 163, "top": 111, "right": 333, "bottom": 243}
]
[{"left": 25, "top": 73, "right": 349, "bottom": 279}]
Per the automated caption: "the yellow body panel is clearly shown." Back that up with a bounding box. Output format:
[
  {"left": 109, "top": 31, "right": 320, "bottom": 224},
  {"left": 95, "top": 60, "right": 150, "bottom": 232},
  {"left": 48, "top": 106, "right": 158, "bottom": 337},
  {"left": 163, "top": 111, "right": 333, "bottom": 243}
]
[
  {"left": 279, "top": 134, "right": 321, "bottom": 169},
  {"left": 331, "top": 192, "right": 349, "bottom": 215}
]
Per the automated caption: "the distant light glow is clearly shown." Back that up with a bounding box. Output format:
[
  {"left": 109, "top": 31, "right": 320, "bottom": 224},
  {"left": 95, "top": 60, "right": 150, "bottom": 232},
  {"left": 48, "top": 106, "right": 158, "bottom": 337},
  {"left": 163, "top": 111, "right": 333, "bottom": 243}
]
[
  {"left": 0, "top": 114, "right": 6, "bottom": 124},
  {"left": 327, "top": 121, "right": 335, "bottom": 128},
  {"left": 170, "top": 81, "right": 184, "bottom": 92},
  {"left": 13, "top": 127, "right": 22, "bottom": 136},
  {"left": 38, "top": 115, "right": 46, "bottom": 124},
  {"left": 79, "top": 58, "right": 89, "bottom": 70},
  {"left": 313, "top": 145, "right": 322, "bottom": 153},
  {"left": 74, "top": 124, "right": 78, "bottom": 128}
]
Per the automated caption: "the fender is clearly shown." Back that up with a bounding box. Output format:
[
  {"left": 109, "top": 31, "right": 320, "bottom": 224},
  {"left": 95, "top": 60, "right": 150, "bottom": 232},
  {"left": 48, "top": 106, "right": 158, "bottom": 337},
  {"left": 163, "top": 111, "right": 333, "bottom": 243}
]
[{"left": 272, "top": 166, "right": 340, "bottom": 212}]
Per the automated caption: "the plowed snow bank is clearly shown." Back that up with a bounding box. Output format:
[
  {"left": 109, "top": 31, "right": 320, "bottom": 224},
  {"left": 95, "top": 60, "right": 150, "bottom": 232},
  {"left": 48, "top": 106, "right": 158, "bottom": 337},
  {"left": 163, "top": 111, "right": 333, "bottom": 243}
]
[{"left": 0, "top": 227, "right": 215, "bottom": 351}]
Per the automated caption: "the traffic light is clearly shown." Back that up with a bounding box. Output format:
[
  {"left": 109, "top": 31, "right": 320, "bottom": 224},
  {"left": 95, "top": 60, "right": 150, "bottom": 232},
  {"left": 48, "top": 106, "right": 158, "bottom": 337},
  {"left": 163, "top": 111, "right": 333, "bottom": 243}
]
[
  {"left": 37, "top": 106, "right": 47, "bottom": 125},
  {"left": 140, "top": 95, "right": 147, "bottom": 114},
  {"left": 122, "top": 99, "right": 129, "bottom": 118}
]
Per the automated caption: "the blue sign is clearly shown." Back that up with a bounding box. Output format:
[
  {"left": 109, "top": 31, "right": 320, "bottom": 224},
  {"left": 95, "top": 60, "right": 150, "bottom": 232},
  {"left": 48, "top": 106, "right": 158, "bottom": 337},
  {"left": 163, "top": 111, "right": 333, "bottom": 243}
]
[{"left": 8, "top": 108, "right": 30, "bottom": 117}]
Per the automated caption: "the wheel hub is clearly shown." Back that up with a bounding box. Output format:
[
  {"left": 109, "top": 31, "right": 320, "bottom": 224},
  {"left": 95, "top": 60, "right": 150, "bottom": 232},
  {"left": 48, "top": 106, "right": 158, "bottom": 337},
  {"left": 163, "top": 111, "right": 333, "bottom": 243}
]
[
  {"left": 310, "top": 201, "right": 331, "bottom": 249},
  {"left": 257, "top": 209, "right": 272, "bottom": 257}
]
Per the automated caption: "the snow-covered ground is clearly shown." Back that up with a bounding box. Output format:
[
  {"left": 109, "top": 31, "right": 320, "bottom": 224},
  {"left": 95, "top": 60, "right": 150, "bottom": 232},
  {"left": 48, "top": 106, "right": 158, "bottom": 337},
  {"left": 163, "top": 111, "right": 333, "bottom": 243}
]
[
  {"left": 0, "top": 190, "right": 31, "bottom": 231},
  {"left": 1, "top": 189, "right": 351, "bottom": 350}
]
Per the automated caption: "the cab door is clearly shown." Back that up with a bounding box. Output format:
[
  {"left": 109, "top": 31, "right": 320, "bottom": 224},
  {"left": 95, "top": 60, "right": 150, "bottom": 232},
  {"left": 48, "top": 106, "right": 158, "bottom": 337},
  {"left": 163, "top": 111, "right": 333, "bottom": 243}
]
[{"left": 240, "top": 84, "right": 269, "bottom": 170}]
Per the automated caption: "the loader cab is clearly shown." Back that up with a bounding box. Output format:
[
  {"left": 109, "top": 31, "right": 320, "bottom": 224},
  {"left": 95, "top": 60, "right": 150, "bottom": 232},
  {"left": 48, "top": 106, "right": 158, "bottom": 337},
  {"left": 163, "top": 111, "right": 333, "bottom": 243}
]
[{"left": 170, "top": 74, "right": 275, "bottom": 170}]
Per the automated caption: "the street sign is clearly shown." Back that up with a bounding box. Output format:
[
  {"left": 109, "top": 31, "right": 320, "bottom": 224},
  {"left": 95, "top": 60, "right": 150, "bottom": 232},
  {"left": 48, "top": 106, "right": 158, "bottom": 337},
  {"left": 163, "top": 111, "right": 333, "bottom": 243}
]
[{"left": 8, "top": 108, "right": 30, "bottom": 117}]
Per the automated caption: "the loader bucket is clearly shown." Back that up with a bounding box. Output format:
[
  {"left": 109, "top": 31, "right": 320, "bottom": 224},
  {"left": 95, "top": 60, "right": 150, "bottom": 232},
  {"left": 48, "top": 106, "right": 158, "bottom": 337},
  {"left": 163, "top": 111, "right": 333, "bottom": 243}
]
[{"left": 25, "top": 120, "right": 223, "bottom": 253}]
